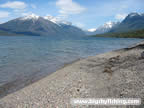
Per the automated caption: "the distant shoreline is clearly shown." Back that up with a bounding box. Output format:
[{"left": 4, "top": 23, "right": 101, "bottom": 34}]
[{"left": 91, "top": 29, "right": 144, "bottom": 38}]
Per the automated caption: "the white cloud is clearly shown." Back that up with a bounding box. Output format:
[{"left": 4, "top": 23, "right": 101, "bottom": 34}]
[
  {"left": 74, "top": 22, "right": 85, "bottom": 28},
  {"left": 0, "top": 11, "right": 9, "bottom": 18},
  {"left": 115, "top": 13, "right": 127, "bottom": 20},
  {"left": 56, "top": 0, "right": 86, "bottom": 16},
  {"left": 0, "top": 1, "right": 27, "bottom": 9}
]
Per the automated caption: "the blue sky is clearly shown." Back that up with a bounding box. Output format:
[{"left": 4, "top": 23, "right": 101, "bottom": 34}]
[{"left": 0, "top": 0, "right": 144, "bottom": 30}]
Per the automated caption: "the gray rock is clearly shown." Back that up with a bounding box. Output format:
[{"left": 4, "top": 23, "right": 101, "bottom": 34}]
[{"left": 141, "top": 51, "right": 144, "bottom": 59}]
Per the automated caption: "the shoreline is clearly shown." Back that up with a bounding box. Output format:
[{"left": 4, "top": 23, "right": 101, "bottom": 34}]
[
  {"left": 0, "top": 41, "right": 144, "bottom": 107},
  {"left": 0, "top": 57, "right": 83, "bottom": 99}
]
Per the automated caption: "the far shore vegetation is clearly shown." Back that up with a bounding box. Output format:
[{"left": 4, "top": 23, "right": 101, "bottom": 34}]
[{"left": 92, "top": 29, "right": 144, "bottom": 38}]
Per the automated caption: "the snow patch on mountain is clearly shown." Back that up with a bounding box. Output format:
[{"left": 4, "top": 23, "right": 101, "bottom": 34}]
[
  {"left": 88, "top": 28, "right": 97, "bottom": 32},
  {"left": 44, "top": 15, "right": 60, "bottom": 24},
  {"left": 102, "top": 21, "right": 116, "bottom": 29},
  {"left": 128, "top": 13, "right": 139, "bottom": 17},
  {"left": 19, "top": 14, "right": 72, "bottom": 26},
  {"left": 86, "top": 21, "right": 120, "bottom": 35},
  {"left": 20, "top": 14, "right": 40, "bottom": 20},
  {"left": 44, "top": 15, "right": 72, "bottom": 26},
  {"left": 94, "top": 21, "right": 118, "bottom": 33}
]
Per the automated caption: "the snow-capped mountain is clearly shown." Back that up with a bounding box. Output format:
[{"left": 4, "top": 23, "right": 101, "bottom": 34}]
[
  {"left": 127, "top": 13, "right": 139, "bottom": 18},
  {"left": 44, "top": 15, "right": 72, "bottom": 26},
  {"left": 0, "top": 14, "right": 85, "bottom": 37},
  {"left": 110, "top": 12, "right": 144, "bottom": 33},
  {"left": 96, "top": 21, "right": 118, "bottom": 33},
  {"left": 44, "top": 15, "right": 60, "bottom": 24},
  {"left": 20, "top": 14, "right": 40, "bottom": 21},
  {"left": 86, "top": 21, "right": 120, "bottom": 35},
  {"left": 86, "top": 12, "right": 144, "bottom": 35},
  {"left": 18, "top": 14, "right": 72, "bottom": 26},
  {"left": 88, "top": 28, "right": 97, "bottom": 32}
]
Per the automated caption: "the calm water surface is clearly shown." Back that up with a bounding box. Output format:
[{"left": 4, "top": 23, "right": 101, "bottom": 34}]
[{"left": 0, "top": 36, "right": 142, "bottom": 87}]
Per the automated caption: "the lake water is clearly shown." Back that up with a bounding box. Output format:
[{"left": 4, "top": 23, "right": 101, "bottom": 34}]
[{"left": 0, "top": 36, "right": 142, "bottom": 93}]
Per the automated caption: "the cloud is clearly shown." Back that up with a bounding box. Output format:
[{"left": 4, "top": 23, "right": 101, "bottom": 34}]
[
  {"left": 74, "top": 22, "right": 85, "bottom": 29},
  {"left": 0, "top": 11, "right": 9, "bottom": 18},
  {"left": 87, "top": 0, "right": 143, "bottom": 18},
  {"left": 56, "top": 0, "right": 86, "bottom": 16},
  {"left": 115, "top": 13, "right": 127, "bottom": 20},
  {"left": 0, "top": 1, "right": 27, "bottom": 9}
]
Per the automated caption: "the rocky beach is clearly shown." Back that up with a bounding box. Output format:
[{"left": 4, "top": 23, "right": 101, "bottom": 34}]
[{"left": 0, "top": 41, "right": 144, "bottom": 108}]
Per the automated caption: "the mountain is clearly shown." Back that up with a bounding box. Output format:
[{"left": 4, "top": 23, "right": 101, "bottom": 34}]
[
  {"left": 110, "top": 12, "right": 144, "bottom": 33},
  {"left": 44, "top": 15, "right": 84, "bottom": 37},
  {"left": 86, "top": 21, "right": 120, "bottom": 35},
  {"left": 44, "top": 15, "right": 72, "bottom": 26},
  {"left": 91, "top": 12, "right": 144, "bottom": 38},
  {"left": 94, "top": 21, "right": 120, "bottom": 34},
  {"left": 88, "top": 28, "right": 97, "bottom": 32},
  {"left": 87, "top": 12, "right": 144, "bottom": 35},
  {"left": 0, "top": 14, "right": 85, "bottom": 37}
]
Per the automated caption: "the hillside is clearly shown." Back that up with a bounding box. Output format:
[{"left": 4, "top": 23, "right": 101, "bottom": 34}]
[
  {"left": 87, "top": 13, "right": 144, "bottom": 36},
  {"left": 92, "top": 29, "right": 144, "bottom": 38},
  {"left": 0, "top": 29, "right": 25, "bottom": 36},
  {"left": 86, "top": 22, "right": 120, "bottom": 35},
  {"left": 109, "top": 13, "right": 144, "bottom": 33},
  {"left": 0, "top": 14, "right": 85, "bottom": 37}
]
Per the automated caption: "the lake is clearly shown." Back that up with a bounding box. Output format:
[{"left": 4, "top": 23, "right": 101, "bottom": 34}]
[{"left": 0, "top": 36, "right": 142, "bottom": 95}]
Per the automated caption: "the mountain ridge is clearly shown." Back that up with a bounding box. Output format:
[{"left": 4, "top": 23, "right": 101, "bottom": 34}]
[
  {"left": 86, "top": 21, "right": 120, "bottom": 35},
  {"left": 0, "top": 14, "right": 85, "bottom": 37},
  {"left": 109, "top": 12, "right": 144, "bottom": 33},
  {"left": 87, "top": 12, "right": 144, "bottom": 36}
]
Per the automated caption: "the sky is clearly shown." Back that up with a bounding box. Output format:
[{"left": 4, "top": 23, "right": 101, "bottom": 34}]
[{"left": 0, "top": 0, "right": 144, "bottom": 30}]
